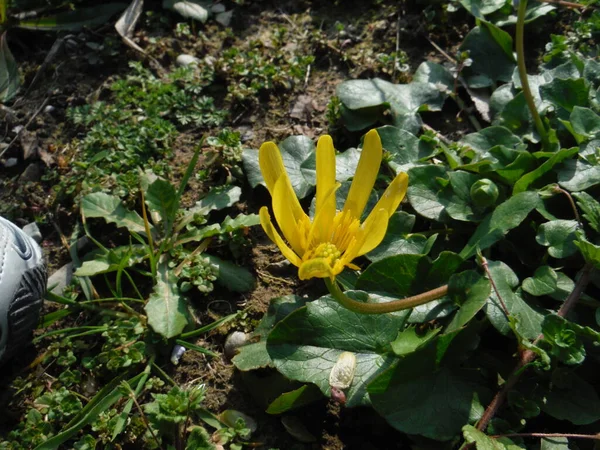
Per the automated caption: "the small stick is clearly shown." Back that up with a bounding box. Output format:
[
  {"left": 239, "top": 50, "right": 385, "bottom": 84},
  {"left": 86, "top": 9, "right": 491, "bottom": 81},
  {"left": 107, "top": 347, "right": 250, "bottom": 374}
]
[
  {"left": 493, "top": 432, "right": 600, "bottom": 440},
  {"left": 480, "top": 256, "right": 510, "bottom": 318},
  {"left": 0, "top": 97, "right": 49, "bottom": 159},
  {"left": 553, "top": 185, "right": 581, "bottom": 226}
]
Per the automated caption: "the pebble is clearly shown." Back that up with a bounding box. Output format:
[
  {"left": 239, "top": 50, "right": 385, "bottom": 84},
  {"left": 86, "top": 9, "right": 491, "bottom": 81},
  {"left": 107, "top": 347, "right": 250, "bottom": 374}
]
[
  {"left": 48, "top": 262, "right": 73, "bottom": 294},
  {"left": 224, "top": 331, "right": 247, "bottom": 359},
  {"left": 19, "top": 163, "right": 41, "bottom": 182},
  {"left": 4, "top": 157, "right": 18, "bottom": 168},
  {"left": 176, "top": 54, "right": 200, "bottom": 67},
  {"left": 43, "top": 105, "right": 55, "bottom": 114},
  {"left": 23, "top": 222, "right": 42, "bottom": 244}
]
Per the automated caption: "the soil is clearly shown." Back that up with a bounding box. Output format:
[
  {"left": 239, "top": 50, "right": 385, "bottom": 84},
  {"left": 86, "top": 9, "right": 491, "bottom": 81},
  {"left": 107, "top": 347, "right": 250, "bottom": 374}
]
[{"left": 0, "top": 0, "right": 572, "bottom": 448}]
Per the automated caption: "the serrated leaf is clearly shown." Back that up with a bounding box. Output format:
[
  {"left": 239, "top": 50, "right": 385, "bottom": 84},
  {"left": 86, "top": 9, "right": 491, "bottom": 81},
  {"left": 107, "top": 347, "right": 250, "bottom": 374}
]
[
  {"left": 460, "top": 191, "right": 541, "bottom": 259},
  {"left": 484, "top": 261, "right": 546, "bottom": 340},
  {"left": 0, "top": 32, "right": 20, "bottom": 102},
  {"left": 145, "top": 262, "right": 189, "bottom": 339},
  {"left": 542, "top": 315, "right": 586, "bottom": 365},
  {"left": 573, "top": 191, "right": 600, "bottom": 232},
  {"left": 81, "top": 192, "right": 147, "bottom": 235},
  {"left": 536, "top": 220, "right": 579, "bottom": 258},
  {"left": 267, "top": 294, "right": 411, "bottom": 407},
  {"left": 522, "top": 266, "right": 558, "bottom": 296}
]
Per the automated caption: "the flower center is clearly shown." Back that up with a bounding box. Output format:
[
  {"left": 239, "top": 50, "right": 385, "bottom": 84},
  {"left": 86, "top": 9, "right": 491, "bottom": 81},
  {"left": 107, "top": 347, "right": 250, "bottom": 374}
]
[{"left": 306, "top": 242, "right": 341, "bottom": 265}]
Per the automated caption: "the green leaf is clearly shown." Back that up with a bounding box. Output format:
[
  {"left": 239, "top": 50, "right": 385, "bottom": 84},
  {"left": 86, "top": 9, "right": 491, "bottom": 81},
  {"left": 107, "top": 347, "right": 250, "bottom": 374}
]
[
  {"left": 233, "top": 295, "right": 307, "bottom": 371},
  {"left": 542, "top": 369, "right": 600, "bottom": 425},
  {"left": 522, "top": 266, "right": 558, "bottom": 296},
  {"left": 570, "top": 106, "right": 600, "bottom": 137},
  {"left": 243, "top": 135, "right": 316, "bottom": 198},
  {"left": 377, "top": 126, "right": 433, "bottom": 173},
  {"left": 186, "top": 426, "right": 216, "bottom": 450},
  {"left": 356, "top": 254, "right": 424, "bottom": 297},
  {"left": 267, "top": 295, "right": 410, "bottom": 407},
  {"left": 446, "top": 270, "right": 491, "bottom": 332},
  {"left": 265, "top": 384, "right": 323, "bottom": 415},
  {"left": 18, "top": 3, "right": 127, "bottom": 30},
  {"left": 513, "top": 147, "right": 578, "bottom": 194},
  {"left": 460, "top": 26, "right": 516, "bottom": 86},
  {"left": 540, "top": 78, "right": 590, "bottom": 114},
  {"left": 336, "top": 77, "right": 448, "bottom": 132},
  {"left": 540, "top": 437, "right": 569, "bottom": 450},
  {"left": 0, "top": 32, "right": 19, "bottom": 102},
  {"left": 460, "top": 191, "right": 541, "bottom": 259},
  {"left": 206, "top": 255, "right": 254, "bottom": 292},
  {"left": 390, "top": 326, "right": 441, "bottom": 356},
  {"left": 407, "top": 166, "right": 479, "bottom": 222},
  {"left": 462, "top": 425, "right": 506, "bottom": 449},
  {"left": 484, "top": 261, "right": 546, "bottom": 340},
  {"left": 573, "top": 191, "right": 600, "bottom": 232},
  {"left": 558, "top": 158, "right": 600, "bottom": 192},
  {"left": 368, "top": 328, "right": 488, "bottom": 441},
  {"left": 461, "top": 126, "right": 523, "bottom": 153},
  {"left": 536, "top": 220, "right": 579, "bottom": 258},
  {"left": 191, "top": 185, "right": 242, "bottom": 216},
  {"left": 81, "top": 192, "right": 147, "bottom": 235},
  {"left": 542, "top": 315, "right": 586, "bottom": 365},
  {"left": 75, "top": 244, "right": 146, "bottom": 276},
  {"left": 33, "top": 372, "right": 144, "bottom": 450},
  {"left": 145, "top": 262, "right": 189, "bottom": 339},
  {"left": 145, "top": 178, "right": 179, "bottom": 235},
  {"left": 366, "top": 212, "right": 436, "bottom": 261},
  {"left": 574, "top": 233, "right": 600, "bottom": 269}
]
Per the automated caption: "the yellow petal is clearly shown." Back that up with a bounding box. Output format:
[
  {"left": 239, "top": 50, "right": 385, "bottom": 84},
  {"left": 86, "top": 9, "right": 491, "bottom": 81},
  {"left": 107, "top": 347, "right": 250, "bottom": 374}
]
[
  {"left": 259, "top": 142, "right": 308, "bottom": 241},
  {"left": 343, "top": 129, "right": 382, "bottom": 220},
  {"left": 316, "top": 135, "right": 337, "bottom": 228},
  {"left": 355, "top": 208, "right": 389, "bottom": 256},
  {"left": 259, "top": 207, "right": 302, "bottom": 267},
  {"left": 259, "top": 142, "right": 285, "bottom": 194},
  {"left": 366, "top": 172, "right": 408, "bottom": 220},
  {"left": 308, "top": 182, "right": 341, "bottom": 246},
  {"left": 272, "top": 177, "right": 308, "bottom": 255},
  {"left": 298, "top": 258, "right": 334, "bottom": 280}
]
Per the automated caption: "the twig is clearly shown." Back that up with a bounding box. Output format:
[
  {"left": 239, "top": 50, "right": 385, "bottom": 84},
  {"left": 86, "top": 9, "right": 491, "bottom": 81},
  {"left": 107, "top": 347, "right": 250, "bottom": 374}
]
[
  {"left": 0, "top": 97, "right": 49, "bottom": 159},
  {"left": 553, "top": 185, "right": 581, "bottom": 226},
  {"left": 474, "top": 263, "right": 594, "bottom": 435},
  {"left": 539, "top": 0, "right": 587, "bottom": 9},
  {"left": 422, "top": 123, "right": 453, "bottom": 145},
  {"left": 125, "top": 382, "right": 165, "bottom": 450},
  {"left": 480, "top": 256, "right": 510, "bottom": 318},
  {"left": 493, "top": 432, "right": 600, "bottom": 440},
  {"left": 392, "top": 15, "right": 401, "bottom": 80}
]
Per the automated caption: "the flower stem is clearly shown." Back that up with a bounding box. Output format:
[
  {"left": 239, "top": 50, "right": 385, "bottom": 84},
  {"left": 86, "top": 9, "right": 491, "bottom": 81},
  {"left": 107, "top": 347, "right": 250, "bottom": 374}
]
[
  {"left": 324, "top": 278, "right": 448, "bottom": 314},
  {"left": 516, "top": 0, "right": 550, "bottom": 150}
]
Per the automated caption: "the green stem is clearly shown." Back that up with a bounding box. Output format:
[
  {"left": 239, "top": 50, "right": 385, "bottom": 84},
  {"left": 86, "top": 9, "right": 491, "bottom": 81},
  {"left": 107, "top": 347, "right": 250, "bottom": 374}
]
[
  {"left": 516, "top": 0, "right": 549, "bottom": 150},
  {"left": 324, "top": 278, "right": 448, "bottom": 314}
]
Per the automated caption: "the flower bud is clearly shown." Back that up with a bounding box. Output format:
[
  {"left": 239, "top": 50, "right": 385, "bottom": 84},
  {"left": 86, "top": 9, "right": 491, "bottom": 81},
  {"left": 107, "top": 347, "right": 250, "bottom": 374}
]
[{"left": 470, "top": 179, "right": 499, "bottom": 207}]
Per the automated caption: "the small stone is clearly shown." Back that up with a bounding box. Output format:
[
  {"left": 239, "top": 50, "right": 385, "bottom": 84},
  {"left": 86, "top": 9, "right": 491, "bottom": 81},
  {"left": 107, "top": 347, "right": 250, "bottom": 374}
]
[
  {"left": 48, "top": 262, "right": 73, "bottom": 295},
  {"left": 4, "top": 157, "right": 18, "bottom": 168},
  {"left": 216, "top": 10, "right": 233, "bottom": 27},
  {"left": 20, "top": 163, "right": 42, "bottom": 182},
  {"left": 22, "top": 222, "right": 42, "bottom": 244},
  {"left": 43, "top": 105, "right": 55, "bottom": 114},
  {"left": 224, "top": 331, "right": 247, "bottom": 359},
  {"left": 204, "top": 55, "right": 216, "bottom": 67},
  {"left": 211, "top": 3, "right": 226, "bottom": 13},
  {"left": 176, "top": 54, "right": 200, "bottom": 67}
]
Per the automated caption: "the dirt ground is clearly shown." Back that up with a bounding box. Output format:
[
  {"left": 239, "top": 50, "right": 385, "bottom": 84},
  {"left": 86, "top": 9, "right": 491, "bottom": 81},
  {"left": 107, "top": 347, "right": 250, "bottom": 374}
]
[{"left": 0, "top": 0, "right": 571, "bottom": 448}]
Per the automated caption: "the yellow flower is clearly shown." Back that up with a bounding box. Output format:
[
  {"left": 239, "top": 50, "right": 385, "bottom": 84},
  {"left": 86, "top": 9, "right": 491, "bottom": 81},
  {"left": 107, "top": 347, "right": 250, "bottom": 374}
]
[{"left": 259, "top": 129, "right": 408, "bottom": 280}]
